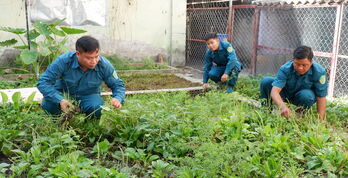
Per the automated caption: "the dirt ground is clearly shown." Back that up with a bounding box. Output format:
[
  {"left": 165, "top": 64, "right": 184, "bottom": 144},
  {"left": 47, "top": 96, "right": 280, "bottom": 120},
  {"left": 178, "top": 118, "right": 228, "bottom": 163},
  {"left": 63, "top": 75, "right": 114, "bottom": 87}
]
[{"left": 103, "top": 73, "right": 200, "bottom": 91}]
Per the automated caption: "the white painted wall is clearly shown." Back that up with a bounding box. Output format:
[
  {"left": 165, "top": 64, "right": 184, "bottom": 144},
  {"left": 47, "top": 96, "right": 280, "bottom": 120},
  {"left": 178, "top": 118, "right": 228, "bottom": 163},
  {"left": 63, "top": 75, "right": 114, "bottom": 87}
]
[
  {"left": 0, "top": 0, "right": 26, "bottom": 66},
  {"left": 0, "top": 0, "right": 187, "bottom": 66}
]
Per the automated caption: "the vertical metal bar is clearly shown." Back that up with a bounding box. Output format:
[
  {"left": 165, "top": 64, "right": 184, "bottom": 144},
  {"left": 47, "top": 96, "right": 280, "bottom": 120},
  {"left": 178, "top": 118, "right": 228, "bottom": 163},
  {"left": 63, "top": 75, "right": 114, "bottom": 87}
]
[
  {"left": 328, "top": 4, "right": 344, "bottom": 98},
  {"left": 227, "top": 0, "right": 233, "bottom": 42},
  {"left": 169, "top": 0, "right": 174, "bottom": 66},
  {"left": 251, "top": 7, "right": 260, "bottom": 75},
  {"left": 25, "top": 0, "right": 30, "bottom": 50}
]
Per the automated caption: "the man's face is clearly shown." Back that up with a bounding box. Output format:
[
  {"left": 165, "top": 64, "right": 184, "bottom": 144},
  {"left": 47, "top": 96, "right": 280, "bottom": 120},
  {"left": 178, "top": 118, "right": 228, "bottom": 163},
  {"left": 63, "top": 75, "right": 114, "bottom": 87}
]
[
  {"left": 293, "top": 58, "right": 312, "bottom": 75},
  {"left": 76, "top": 49, "right": 100, "bottom": 70},
  {"left": 206, "top": 38, "right": 220, "bottom": 51}
]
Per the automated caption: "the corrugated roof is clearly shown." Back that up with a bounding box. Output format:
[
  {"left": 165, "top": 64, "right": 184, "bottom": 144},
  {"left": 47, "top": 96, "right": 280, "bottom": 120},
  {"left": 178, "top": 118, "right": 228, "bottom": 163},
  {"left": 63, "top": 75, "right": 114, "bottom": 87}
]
[{"left": 252, "top": 0, "right": 346, "bottom": 6}]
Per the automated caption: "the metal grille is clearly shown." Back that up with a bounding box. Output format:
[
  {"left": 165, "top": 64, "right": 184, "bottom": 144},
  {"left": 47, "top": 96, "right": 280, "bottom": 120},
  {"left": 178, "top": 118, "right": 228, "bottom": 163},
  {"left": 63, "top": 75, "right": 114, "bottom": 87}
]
[
  {"left": 186, "top": 41, "right": 207, "bottom": 68},
  {"left": 186, "top": 1, "right": 229, "bottom": 69},
  {"left": 185, "top": 3, "right": 348, "bottom": 97},
  {"left": 231, "top": 8, "right": 255, "bottom": 73},
  {"left": 334, "top": 58, "right": 348, "bottom": 97},
  {"left": 255, "top": 6, "right": 336, "bottom": 75},
  {"left": 258, "top": 7, "right": 336, "bottom": 53},
  {"left": 315, "top": 57, "right": 332, "bottom": 77},
  {"left": 335, "top": 4, "right": 348, "bottom": 97},
  {"left": 338, "top": 5, "right": 348, "bottom": 55}
]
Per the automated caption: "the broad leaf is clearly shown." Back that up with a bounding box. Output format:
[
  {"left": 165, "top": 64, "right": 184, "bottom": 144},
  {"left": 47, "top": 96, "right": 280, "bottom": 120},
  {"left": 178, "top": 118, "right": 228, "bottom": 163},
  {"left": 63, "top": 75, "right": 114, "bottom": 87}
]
[
  {"left": 20, "top": 49, "right": 39, "bottom": 64},
  {"left": 48, "top": 18, "right": 66, "bottom": 27},
  {"left": 38, "top": 42, "right": 51, "bottom": 56},
  {"left": 0, "top": 92, "right": 8, "bottom": 103},
  {"left": 28, "top": 29, "right": 40, "bottom": 40},
  {"left": 13, "top": 45, "right": 28, "bottom": 49},
  {"left": 14, "top": 42, "right": 37, "bottom": 50},
  {"left": 12, "top": 92, "right": 21, "bottom": 110},
  {"left": 34, "top": 21, "right": 51, "bottom": 36},
  {"left": 26, "top": 91, "right": 36, "bottom": 104},
  {"left": 0, "top": 163, "right": 10, "bottom": 169},
  {"left": 30, "top": 41, "right": 38, "bottom": 50},
  {"left": 60, "top": 27, "right": 87, "bottom": 34},
  {"left": 45, "top": 35, "right": 54, "bottom": 42},
  {"left": 0, "top": 27, "right": 26, "bottom": 34},
  {"left": 49, "top": 26, "right": 66, "bottom": 37},
  {"left": 0, "top": 39, "right": 17, "bottom": 46}
]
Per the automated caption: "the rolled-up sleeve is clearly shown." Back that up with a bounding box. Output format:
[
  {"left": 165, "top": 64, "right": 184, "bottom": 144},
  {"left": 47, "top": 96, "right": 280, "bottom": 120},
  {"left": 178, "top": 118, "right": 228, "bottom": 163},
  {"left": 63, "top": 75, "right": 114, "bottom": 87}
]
[
  {"left": 272, "top": 68, "right": 287, "bottom": 89},
  {"left": 37, "top": 58, "right": 65, "bottom": 103},
  {"left": 203, "top": 51, "right": 213, "bottom": 83}
]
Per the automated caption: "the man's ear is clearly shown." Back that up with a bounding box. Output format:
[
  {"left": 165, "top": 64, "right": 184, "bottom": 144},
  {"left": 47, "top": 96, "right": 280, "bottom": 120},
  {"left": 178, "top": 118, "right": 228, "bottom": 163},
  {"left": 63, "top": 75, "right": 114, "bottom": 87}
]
[{"left": 76, "top": 51, "right": 80, "bottom": 57}]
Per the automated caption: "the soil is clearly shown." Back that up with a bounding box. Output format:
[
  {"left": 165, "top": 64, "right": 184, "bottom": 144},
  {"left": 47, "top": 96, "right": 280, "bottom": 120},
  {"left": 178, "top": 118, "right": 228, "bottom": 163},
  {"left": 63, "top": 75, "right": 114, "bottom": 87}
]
[
  {"left": 104, "top": 73, "right": 200, "bottom": 91},
  {"left": 0, "top": 72, "right": 201, "bottom": 91}
]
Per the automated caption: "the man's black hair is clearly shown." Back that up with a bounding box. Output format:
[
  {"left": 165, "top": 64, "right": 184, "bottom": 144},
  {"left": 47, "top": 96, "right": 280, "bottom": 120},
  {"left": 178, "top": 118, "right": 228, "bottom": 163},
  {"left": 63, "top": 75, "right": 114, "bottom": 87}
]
[
  {"left": 76, "top": 36, "right": 100, "bottom": 53},
  {"left": 293, "top": 46, "right": 313, "bottom": 61},
  {"left": 204, "top": 32, "right": 218, "bottom": 41}
]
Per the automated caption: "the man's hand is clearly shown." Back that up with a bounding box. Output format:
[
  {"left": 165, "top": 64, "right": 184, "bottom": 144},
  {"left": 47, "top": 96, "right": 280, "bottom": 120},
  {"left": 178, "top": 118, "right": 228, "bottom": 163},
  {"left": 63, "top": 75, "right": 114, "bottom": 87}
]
[
  {"left": 271, "top": 86, "right": 292, "bottom": 118},
  {"left": 60, "top": 99, "right": 74, "bottom": 113},
  {"left": 203, "top": 83, "right": 209, "bottom": 89},
  {"left": 316, "top": 97, "right": 326, "bottom": 121},
  {"left": 221, "top": 74, "right": 228, "bottom": 82},
  {"left": 280, "top": 106, "right": 291, "bottom": 118},
  {"left": 111, "top": 98, "right": 122, "bottom": 109}
]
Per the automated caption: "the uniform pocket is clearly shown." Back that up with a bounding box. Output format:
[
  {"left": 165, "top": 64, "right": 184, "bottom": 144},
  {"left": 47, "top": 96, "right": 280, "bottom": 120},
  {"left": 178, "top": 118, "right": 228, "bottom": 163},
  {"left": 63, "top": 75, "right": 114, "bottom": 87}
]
[
  {"left": 64, "top": 79, "right": 77, "bottom": 87},
  {"left": 88, "top": 81, "right": 101, "bottom": 87},
  {"left": 302, "top": 80, "right": 313, "bottom": 89}
]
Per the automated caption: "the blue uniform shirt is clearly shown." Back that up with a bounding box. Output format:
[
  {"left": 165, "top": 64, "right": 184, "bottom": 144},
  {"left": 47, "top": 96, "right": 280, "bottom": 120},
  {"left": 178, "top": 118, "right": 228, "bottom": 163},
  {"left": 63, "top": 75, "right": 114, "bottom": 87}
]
[
  {"left": 37, "top": 51, "right": 126, "bottom": 103},
  {"left": 272, "top": 60, "right": 328, "bottom": 97},
  {"left": 203, "top": 41, "right": 242, "bottom": 83}
]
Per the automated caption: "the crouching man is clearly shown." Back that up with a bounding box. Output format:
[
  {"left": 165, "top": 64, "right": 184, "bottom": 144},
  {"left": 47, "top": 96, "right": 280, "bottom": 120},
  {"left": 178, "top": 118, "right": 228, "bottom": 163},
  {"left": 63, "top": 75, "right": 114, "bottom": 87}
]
[
  {"left": 260, "top": 46, "right": 328, "bottom": 121},
  {"left": 37, "top": 36, "right": 125, "bottom": 118}
]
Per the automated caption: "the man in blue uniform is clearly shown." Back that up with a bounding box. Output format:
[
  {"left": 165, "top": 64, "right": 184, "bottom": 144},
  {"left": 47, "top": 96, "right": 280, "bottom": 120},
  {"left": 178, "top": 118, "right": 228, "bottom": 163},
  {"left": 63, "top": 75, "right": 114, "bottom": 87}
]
[
  {"left": 37, "top": 36, "right": 125, "bottom": 118},
  {"left": 202, "top": 33, "right": 242, "bottom": 93},
  {"left": 260, "top": 46, "right": 328, "bottom": 120}
]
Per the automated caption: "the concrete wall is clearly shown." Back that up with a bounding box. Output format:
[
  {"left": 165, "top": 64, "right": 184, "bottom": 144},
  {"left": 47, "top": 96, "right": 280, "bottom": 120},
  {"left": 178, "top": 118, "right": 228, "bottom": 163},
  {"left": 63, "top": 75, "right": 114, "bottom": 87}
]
[
  {"left": 0, "top": 0, "right": 26, "bottom": 66},
  {"left": 0, "top": 0, "right": 186, "bottom": 66}
]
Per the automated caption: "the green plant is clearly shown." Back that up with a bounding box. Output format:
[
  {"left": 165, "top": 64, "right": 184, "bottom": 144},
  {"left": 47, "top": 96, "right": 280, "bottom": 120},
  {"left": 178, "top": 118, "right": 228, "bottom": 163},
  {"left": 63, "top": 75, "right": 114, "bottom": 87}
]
[
  {"left": 0, "top": 87, "right": 347, "bottom": 177},
  {"left": 107, "top": 56, "right": 168, "bottom": 70},
  {"left": 0, "top": 19, "right": 86, "bottom": 77}
]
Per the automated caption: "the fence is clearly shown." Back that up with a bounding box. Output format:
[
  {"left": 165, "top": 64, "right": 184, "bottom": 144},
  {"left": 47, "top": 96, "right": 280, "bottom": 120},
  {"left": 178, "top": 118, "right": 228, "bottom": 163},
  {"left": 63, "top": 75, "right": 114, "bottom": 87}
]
[
  {"left": 186, "top": 1, "right": 230, "bottom": 69},
  {"left": 186, "top": 2, "right": 348, "bottom": 97}
]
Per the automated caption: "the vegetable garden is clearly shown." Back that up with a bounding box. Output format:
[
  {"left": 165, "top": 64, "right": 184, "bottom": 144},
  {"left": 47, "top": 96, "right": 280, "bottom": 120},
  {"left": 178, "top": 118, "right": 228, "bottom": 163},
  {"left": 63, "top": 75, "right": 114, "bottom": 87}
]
[
  {"left": 0, "top": 75, "right": 347, "bottom": 177},
  {"left": 0, "top": 19, "right": 347, "bottom": 178}
]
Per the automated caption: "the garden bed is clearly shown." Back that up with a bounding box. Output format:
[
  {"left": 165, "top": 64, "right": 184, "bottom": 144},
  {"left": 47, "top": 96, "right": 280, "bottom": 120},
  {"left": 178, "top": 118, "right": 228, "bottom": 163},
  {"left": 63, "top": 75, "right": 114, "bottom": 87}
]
[
  {"left": 105, "top": 73, "right": 200, "bottom": 91},
  {"left": 0, "top": 90, "right": 347, "bottom": 177},
  {"left": 0, "top": 71, "right": 203, "bottom": 103},
  {"left": 0, "top": 71, "right": 198, "bottom": 89}
]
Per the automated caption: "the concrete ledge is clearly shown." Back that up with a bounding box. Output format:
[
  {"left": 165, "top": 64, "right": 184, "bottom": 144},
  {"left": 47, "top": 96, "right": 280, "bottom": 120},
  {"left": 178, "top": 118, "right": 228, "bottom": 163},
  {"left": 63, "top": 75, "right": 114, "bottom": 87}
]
[
  {"left": 0, "top": 86, "right": 204, "bottom": 103},
  {"left": 0, "top": 87, "right": 42, "bottom": 103},
  {"left": 0, "top": 68, "right": 201, "bottom": 103}
]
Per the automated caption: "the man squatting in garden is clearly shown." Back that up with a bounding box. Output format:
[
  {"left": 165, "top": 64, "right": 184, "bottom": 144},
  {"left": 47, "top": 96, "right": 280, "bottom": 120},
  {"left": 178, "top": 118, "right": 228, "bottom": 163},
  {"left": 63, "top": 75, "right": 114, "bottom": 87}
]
[
  {"left": 37, "top": 36, "right": 125, "bottom": 118},
  {"left": 202, "top": 32, "right": 243, "bottom": 93},
  {"left": 260, "top": 46, "right": 328, "bottom": 121}
]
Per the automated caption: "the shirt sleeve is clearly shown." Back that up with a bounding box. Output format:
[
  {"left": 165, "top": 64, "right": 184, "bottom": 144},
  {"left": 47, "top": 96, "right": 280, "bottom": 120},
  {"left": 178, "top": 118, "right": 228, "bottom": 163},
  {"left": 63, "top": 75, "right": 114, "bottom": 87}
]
[
  {"left": 224, "top": 44, "right": 238, "bottom": 74},
  {"left": 102, "top": 60, "right": 126, "bottom": 103},
  {"left": 37, "top": 57, "right": 65, "bottom": 103},
  {"left": 272, "top": 68, "right": 287, "bottom": 89},
  {"left": 203, "top": 50, "right": 213, "bottom": 83},
  {"left": 314, "top": 73, "right": 328, "bottom": 97}
]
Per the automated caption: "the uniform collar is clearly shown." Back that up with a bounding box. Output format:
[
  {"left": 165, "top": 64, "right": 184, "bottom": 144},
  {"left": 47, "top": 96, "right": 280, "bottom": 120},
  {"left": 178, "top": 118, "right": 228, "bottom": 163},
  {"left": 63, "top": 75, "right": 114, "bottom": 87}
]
[
  {"left": 71, "top": 51, "right": 99, "bottom": 71},
  {"left": 218, "top": 41, "right": 224, "bottom": 51}
]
